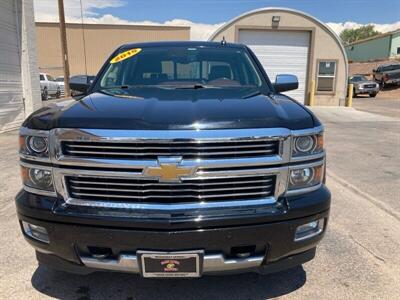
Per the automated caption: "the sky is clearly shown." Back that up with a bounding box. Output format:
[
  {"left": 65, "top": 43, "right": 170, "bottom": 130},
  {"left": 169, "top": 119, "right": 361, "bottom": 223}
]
[{"left": 33, "top": 0, "right": 400, "bottom": 40}]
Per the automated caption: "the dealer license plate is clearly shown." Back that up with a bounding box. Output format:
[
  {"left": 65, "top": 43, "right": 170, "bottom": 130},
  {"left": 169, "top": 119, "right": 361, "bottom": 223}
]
[{"left": 138, "top": 251, "right": 202, "bottom": 278}]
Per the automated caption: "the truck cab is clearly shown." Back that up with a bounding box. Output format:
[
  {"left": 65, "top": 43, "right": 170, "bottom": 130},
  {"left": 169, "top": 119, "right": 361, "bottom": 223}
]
[{"left": 17, "top": 42, "right": 330, "bottom": 278}]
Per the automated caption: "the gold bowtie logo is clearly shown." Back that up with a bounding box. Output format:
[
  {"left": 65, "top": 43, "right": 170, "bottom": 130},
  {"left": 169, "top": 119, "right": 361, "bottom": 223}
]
[{"left": 144, "top": 163, "right": 196, "bottom": 182}]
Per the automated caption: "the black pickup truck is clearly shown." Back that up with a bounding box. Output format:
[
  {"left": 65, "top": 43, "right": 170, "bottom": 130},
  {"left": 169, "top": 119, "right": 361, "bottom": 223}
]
[
  {"left": 373, "top": 63, "right": 400, "bottom": 89},
  {"left": 16, "top": 41, "right": 330, "bottom": 278}
]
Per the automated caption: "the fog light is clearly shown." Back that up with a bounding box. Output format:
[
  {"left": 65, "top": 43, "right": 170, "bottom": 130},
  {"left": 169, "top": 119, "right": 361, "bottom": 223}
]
[
  {"left": 29, "top": 168, "right": 52, "bottom": 189},
  {"left": 288, "top": 165, "right": 323, "bottom": 191},
  {"left": 294, "top": 218, "right": 324, "bottom": 242},
  {"left": 22, "top": 221, "right": 49, "bottom": 243},
  {"left": 290, "top": 168, "right": 314, "bottom": 185},
  {"left": 21, "top": 165, "right": 54, "bottom": 192}
]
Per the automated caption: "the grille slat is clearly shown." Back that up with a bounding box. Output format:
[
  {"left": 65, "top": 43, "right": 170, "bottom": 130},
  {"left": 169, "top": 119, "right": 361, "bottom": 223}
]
[
  {"left": 65, "top": 143, "right": 277, "bottom": 150},
  {"left": 69, "top": 178, "right": 273, "bottom": 187},
  {"left": 69, "top": 184, "right": 273, "bottom": 193},
  {"left": 70, "top": 191, "right": 272, "bottom": 200},
  {"left": 64, "top": 149, "right": 277, "bottom": 156},
  {"left": 62, "top": 139, "right": 280, "bottom": 160},
  {"left": 66, "top": 175, "right": 276, "bottom": 203}
]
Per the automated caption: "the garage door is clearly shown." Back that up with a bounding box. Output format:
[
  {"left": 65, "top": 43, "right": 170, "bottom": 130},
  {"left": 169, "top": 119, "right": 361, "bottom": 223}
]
[
  {"left": 239, "top": 30, "right": 310, "bottom": 104},
  {"left": 0, "top": 0, "right": 23, "bottom": 131}
]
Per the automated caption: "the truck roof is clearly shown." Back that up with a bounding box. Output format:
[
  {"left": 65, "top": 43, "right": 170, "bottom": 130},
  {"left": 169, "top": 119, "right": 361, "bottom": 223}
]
[
  {"left": 378, "top": 62, "right": 400, "bottom": 68},
  {"left": 119, "top": 41, "right": 246, "bottom": 51}
]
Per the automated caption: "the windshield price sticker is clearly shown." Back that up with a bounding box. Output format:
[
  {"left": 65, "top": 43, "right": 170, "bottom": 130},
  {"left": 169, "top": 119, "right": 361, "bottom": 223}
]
[{"left": 110, "top": 48, "right": 142, "bottom": 64}]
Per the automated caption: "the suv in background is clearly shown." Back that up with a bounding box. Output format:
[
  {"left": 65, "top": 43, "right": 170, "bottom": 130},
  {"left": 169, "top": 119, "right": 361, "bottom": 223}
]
[
  {"left": 39, "top": 73, "right": 61, "bottom": 100},
  {"left": 349, "top": 75, "right": 379, "bottom": 97},
  {"left": 373, "top": 63, "right": 400, "bottom": 89}
]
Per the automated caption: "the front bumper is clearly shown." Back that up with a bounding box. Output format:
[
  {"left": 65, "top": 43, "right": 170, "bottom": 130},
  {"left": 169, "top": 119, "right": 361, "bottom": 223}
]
[
  {"left": 16, "top": 186, "right": 330, "bottom": 275},
  {"left": 386, "top": 78, "right": 400, "bottom": 85},
  {"left": 355, "top": 86, "right": 379, "bottom": 94}
]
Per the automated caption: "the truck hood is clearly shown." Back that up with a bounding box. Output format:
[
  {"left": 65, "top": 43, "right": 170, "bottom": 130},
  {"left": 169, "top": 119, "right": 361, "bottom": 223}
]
[
  {"left": 353, "top": 80, "right": 377, "bottom": 86},
  {"left": 23, "top": 88, "right": 318, "bottom": 130}
]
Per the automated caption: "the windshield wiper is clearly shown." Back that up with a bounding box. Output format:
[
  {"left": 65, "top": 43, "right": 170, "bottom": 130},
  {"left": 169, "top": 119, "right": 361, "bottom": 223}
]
[
  {"left": 99, "top": 84, "right": 224, "bottom": 91},
  {"left": 171, "top": 84, "right": 222, "bottom": 90},
  {"left": 100, "top": 85, "right": 137, "bottom": 90},
  {"left": 241, "top": 90, "right": 262, "bottom": 99}
]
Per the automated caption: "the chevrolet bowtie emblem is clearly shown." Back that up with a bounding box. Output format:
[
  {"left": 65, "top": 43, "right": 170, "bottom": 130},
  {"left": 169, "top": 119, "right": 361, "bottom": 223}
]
[{"left": 144, "top": 160, "right": 196, "bottom": 182}]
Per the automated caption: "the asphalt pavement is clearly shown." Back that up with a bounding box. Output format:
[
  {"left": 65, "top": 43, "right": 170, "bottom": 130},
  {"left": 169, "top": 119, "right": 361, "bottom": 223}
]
[{"left": 0, "top": 99, "right": 399, "bottom": 299}]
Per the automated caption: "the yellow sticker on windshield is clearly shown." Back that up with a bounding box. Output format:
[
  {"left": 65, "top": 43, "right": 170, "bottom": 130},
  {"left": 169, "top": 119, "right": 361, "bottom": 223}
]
[{"left": 110, "top": 48, "right": 142, "bottom": 64}]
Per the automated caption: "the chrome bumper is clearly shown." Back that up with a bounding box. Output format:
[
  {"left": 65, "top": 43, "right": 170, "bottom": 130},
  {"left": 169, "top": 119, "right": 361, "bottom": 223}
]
[{"left": 81, "top": 253, "right": 264, "bottom": 274}]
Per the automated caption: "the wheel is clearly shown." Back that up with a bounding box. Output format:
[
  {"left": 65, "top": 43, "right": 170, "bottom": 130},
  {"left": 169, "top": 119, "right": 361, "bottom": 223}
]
[
  {"left": 56, "top": 88, "right": 61, "bottom": 99},
  {"left": 353, "top": 88, "right": 357, "bottom": 98},
  {"left": 41, "top": 88, "right": 48, "bottom": 101},
  {"left": 369, "top": 92, "right": 377, "bottom": 98}
]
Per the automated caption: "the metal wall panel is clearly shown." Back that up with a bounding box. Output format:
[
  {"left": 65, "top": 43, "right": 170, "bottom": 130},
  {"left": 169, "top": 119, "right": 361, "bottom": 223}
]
[
  {"left": 0, "top": 0, "right": 24, "bottom": 131},
  {"left": 36, "top": 23, "right": 191, "bottom": 77}
]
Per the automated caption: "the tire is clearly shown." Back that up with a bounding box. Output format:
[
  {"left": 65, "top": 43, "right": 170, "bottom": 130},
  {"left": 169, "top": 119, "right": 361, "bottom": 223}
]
[
  {"left": 353, "top": 89, "right": 357, "bottom": 98},
  {"left": 56, "top": 88, "right": 61, "bottom": 99},
  {"left": 41, "top": 88, "right": 48, "bottom": 101},
  {"left": 369, "top": 92, "right": 377, "bottom": 98}
]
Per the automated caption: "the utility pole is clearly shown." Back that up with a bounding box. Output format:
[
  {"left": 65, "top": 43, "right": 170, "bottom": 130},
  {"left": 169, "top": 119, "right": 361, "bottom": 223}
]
[{"left": 57, "top": 0, "right": 71, "bottom": 97}]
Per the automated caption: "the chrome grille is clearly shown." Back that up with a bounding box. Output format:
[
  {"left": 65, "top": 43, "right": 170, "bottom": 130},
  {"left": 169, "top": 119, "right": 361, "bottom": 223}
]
[
  {"left": 61, "top": 139, "right": 280, "bottom": 160},
  {"left": 66, "top": 175, "right": 276, "bottom": 203}
]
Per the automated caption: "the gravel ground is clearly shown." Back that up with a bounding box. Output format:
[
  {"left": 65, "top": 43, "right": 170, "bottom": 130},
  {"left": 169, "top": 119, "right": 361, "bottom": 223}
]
[{"left": 0, "top": 101, "right": 399, "bottom": 299}]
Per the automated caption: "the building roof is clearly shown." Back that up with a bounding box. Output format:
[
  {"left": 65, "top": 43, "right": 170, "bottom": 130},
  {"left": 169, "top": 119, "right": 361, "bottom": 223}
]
[
  {"left": 346, "top": 29, "right": 400, "bottom": 46},
  {"left": 35, "top": 22, "right": 190, "bottom": 30}
]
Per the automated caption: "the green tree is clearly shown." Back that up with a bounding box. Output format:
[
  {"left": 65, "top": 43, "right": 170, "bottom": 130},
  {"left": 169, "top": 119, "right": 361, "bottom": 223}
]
[{"left": 340, "top": 25, "right": 381, "bottom": 45}]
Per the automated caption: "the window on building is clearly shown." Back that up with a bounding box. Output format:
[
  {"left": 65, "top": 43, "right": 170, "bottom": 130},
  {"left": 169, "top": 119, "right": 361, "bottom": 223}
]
[
  {"left": 317, "top": 61, "right": 336, "bottom": 92},
  {"left": 397, "top": 47, "right": 400, "bottom": 55}
]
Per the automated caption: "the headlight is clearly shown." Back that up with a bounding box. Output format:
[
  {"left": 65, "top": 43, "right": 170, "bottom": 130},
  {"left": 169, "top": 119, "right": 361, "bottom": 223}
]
[
  {"left": 288, "top": 165, "right": 323, "bottom": 191},
  {"left": 292, "top": 133, "right": 323, "bottom": 158},
  {"left": 19, "top": 129, "right": 50, "bottom": 159},
  {"left": 28, "top": 136, "right": 48, "bottom": 153},
  {"left": 21, "top": 165, "right": 54, "bottom": 192}
]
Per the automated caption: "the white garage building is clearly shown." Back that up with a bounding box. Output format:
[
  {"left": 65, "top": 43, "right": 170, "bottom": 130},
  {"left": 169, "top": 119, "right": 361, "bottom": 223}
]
[
  {"left": 209, "top": 8, "right": 348, "bottom": 106},
  {"left": 0, "top": 0, "right": 40, "bottom": 132}
]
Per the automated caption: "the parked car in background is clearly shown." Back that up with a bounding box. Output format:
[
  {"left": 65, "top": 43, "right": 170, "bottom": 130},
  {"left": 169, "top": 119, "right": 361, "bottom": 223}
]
[
  {"left": 349, "top": 75, "right": 379, "bottom": 97},
  {"left": 40, "top": 73, "right": 60, "bottom": 100},
  {"left": 55, "top": 76, "right": 65, "bottom": 96},
  {"left": 69, "top": 75, "right": 95, "bottom": 96},
  {"left": 373, "top": 63, "right": 400, "bottom": 89}
]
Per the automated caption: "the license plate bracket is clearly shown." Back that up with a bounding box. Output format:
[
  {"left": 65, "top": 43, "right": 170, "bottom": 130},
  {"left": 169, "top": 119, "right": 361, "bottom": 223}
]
[{"left": 138, "top": 250, "right": 203, "bottom": 278}]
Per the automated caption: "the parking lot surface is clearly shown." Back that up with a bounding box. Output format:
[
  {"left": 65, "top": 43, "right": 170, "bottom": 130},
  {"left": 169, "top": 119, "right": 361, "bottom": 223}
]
[{"left": 0, "top": 99, "right": 399, "bottom": 299}]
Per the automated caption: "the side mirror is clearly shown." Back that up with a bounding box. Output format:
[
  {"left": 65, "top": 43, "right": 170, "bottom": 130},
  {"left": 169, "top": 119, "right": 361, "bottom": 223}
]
[
  {"left": 69, "top": 82, "right": 90, "bottom": 97},
  {"left": 274, "top": 74, "right": 299, "bottom": 92},
  {"left": 372, "top": 69, "right": 376, "bottom": 73}
]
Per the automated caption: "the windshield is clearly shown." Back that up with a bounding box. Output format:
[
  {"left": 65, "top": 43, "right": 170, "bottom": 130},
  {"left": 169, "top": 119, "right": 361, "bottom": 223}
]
[
  {"left": 351, "top": 76, "right": 368, "bottom": 82},
  {"left": 98, "top": 46, "right": 264, "bottom": 90},
  {"left": 381, "top": 65, "right": 400, "bottom": 72},
  {"left": 56, "top": 77, "right": 64, "bottom": 82}
]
